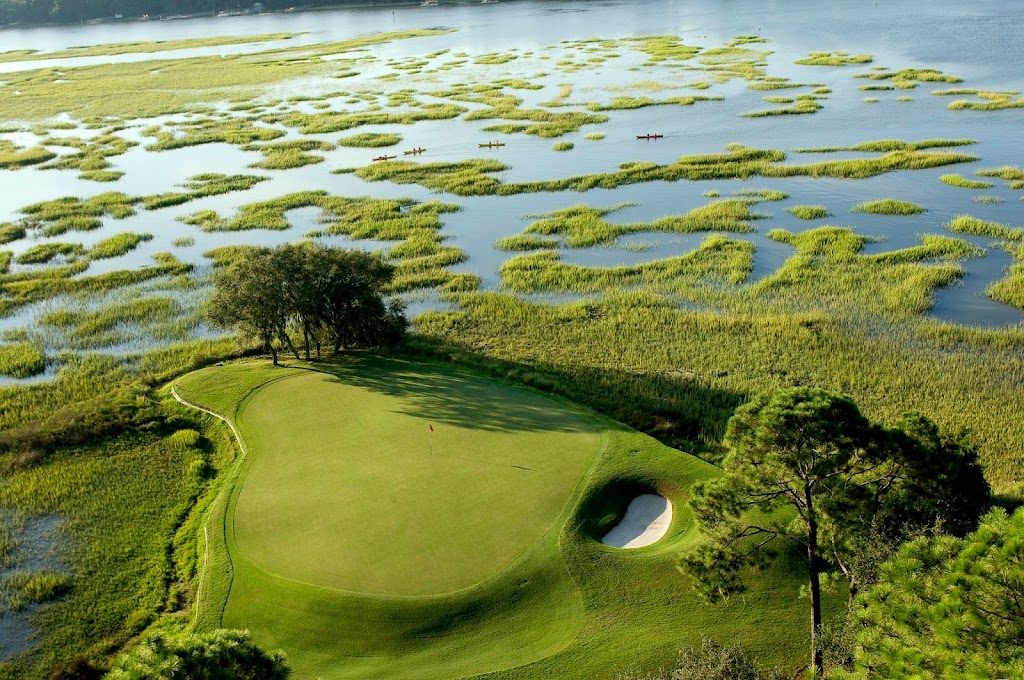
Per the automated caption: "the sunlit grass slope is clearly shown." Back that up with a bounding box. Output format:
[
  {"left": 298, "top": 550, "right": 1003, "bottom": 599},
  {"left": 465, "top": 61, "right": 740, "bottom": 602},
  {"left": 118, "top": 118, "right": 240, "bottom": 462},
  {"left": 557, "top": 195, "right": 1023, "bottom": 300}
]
[{"left": 174, "top": 356, "right": 828, "bottom": 679}]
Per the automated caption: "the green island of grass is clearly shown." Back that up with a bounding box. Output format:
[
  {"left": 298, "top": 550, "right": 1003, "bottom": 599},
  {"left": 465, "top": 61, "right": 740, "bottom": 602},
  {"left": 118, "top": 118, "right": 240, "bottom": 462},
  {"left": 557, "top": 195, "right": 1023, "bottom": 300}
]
[{"left": 851, "top": 199, "right": 926, "bottom": 215}]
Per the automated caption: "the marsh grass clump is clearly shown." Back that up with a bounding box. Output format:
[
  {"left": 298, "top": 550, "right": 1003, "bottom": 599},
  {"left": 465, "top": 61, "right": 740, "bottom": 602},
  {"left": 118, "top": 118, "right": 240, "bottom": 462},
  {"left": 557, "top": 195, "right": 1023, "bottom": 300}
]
[
  {"left": 145, "top": 118, "right": 286, "bottom": 151},
  {"left": 88, "top": 233, "right": 154, "bottom": 260},
  {"left": 863, "top": 97, "right": 880, "bottom": 103},
  {"left": 0, "top": 224, "right": 26, "bottom": 245},
  {"left": 586, "top": 95, "right": 720, "bottom": 111},
  {"left": 976, "top": 166, "right": 1024, "bottom": 190},
  {"left": 37, "top": 134, "right": 135, "bottom": 181},
  {"left": 584, "top": 132, "right": 606, "bottom": 141},
  {"left": 987, "top": 243, "right": 1024, "bottom": 309},
  {"left": 0, "top": 140, "right": 57, "bottom": 169},
  {"left": 181, "top": 191, "right": 330, "bottom": 231},
  {"left": 141, "top": 173, "right": 266, "bottom": 211},
  {"left": 495, "top": 234, "right": 561, "bottom": 251},
  {"left": 795, "top": 51, "right": 872, "bottom": 66},
  {"left": 944, "top": 90, "right": 1024, "bottom": 111},
  {"left": 742, "top": 99, "right": 822, "bottom": 117},
  {"left": 15, "top": 242, "right": 86, "bottom": 265},
  {"left": 19, "top": 192, "right": 135, "bottom": 236},
  {"left": 851, "top": 199, "right": 925, "bottom": 215},
  {"left": 945, "top": 215, "right": 1024, "bottom": 240},
  {"left": 500, "top": 235, "right": 754, "bottom": 295},
  {"left": 795, "top": 138, "right": 975, "bottom": 153},
  {"left": 37, "top": 295, "right": 192, "bottom": 349},
  {"left": 519, "top": 200, "right": 762, "bottom": 248},
  {"left": 733, "top": 189, "right": 788, "bottom": 202},
  {"left": 278, "top": 103, "right": 466, "bottom": 134},
  {"left": 243, "top": 139, "right": 335, "bottom": 170},
  {"left": 787, "top": 205, "right": 830, "bottom": 220},
  {"left": 337, "top": 132, "right": 402, "bottom": 147},
  {"left": 973, "top": 195, "right": 1004, "bottom": 204},
  {"left": 756, "top": 227, "right": 983, "bottom": 317},
  {"left": 352, "top": 144, "right": 976, "bottom": 196},
  {"left": 0, "top": 342, "right": 46, "bottom": 378},
  {"left": 855, "top": 67, "right": 962, "bottom": 89},
  {"left": 940, "top": 174, "right": 993, "bottom": 189},
  {"left": 553, "top": 142, "right": 574, "bottom": 152}
]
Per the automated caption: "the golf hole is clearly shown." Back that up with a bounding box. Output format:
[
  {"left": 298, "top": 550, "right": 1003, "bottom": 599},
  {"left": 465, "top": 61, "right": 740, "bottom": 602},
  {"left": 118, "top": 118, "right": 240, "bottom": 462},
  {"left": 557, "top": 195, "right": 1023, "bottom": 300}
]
[{"left": 601, "top": 494, "right": 672, "bottom": 548}]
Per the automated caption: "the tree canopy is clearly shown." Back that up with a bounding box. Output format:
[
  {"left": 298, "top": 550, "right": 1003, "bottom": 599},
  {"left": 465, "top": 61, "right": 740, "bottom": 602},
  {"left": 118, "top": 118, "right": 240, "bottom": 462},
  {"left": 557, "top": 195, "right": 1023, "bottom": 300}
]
[
  {"left": 682, "top": 387, "right": 989, "bottom": 676},
  {"left": 206, "top": 243, "right": 406, "bottom": 364},
  {"left": 839, "top": 507, "right": 1024, "bottom": 679},
  {"left": 104, "top": 629, "right": 289, "bottom": 680}
]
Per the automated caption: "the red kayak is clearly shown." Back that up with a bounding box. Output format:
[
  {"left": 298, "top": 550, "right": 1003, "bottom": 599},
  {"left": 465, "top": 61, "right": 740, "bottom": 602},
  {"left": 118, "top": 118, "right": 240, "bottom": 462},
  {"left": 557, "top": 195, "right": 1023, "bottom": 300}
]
[{"left": 372, "top": 155, "right": 397, "bottom": 161}]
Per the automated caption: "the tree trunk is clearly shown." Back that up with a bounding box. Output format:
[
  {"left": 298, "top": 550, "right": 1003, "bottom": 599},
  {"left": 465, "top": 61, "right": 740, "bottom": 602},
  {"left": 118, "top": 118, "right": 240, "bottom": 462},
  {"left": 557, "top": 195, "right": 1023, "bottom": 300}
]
[
  {"left": 278, "top": 327, "right": 300, "bottom": 360},
  {"left": 266, "top": 339, "right": 278, "bottom": 366},
  {"left": 805, "top": 485, "right": 824, "bottom": 677},
  {"left": 302, "top": 319, "right": 311, "bottom": 361}
]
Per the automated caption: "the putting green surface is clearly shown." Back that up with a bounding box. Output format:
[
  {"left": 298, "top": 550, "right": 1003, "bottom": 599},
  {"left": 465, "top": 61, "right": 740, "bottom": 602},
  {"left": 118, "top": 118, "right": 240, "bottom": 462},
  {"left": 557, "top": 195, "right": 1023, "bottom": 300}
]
[
  {"left": 175, "top": 356, "right": 833, "bottom": 679},
  {"left": 232, "top": 361, "right": 600, "bottom": 595}
]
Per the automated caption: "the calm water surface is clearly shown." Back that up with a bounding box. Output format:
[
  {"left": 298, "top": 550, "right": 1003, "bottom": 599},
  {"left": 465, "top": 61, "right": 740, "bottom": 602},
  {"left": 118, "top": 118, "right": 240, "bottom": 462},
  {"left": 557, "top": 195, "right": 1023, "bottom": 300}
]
[{"left": 1, "top": 0, "right": 1023, "bottom": 330}]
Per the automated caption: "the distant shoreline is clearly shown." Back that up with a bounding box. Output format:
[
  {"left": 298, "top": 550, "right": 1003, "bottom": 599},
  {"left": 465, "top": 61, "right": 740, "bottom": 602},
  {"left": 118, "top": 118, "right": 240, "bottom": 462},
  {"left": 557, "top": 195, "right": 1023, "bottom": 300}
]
[{"left": 0, "top": 0, "right": 513, "bottom": 32}]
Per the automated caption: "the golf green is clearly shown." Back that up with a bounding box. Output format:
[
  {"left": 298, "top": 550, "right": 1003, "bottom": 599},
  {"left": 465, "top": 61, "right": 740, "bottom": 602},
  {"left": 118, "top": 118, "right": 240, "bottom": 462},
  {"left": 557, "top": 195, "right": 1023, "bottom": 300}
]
[
  {"left": 180, "top": 356, "right": 602, "bottom": 596},
  {"left": 175, "top": 356, "right": 822, "bottom": 679}
]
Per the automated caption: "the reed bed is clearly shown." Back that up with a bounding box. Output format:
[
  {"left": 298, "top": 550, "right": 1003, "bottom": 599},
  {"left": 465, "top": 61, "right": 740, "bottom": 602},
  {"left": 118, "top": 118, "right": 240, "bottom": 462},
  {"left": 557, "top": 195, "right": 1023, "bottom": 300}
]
[
  {"left": 586, "top": 95, "right": 719, "bottom": 111},
  {"left": 495, "top": 234, "right": 561, "bottom": 251},
  {"left": 243, "top": 139, "right": 334, "bottom": 170},
  {"left": 976, "top": 166, "right": 1024, "bottom": 190},
  {"left": 851, "top": 199, "right": 925, "bottom": 215},
  {"left": 795, "top": 51, "right": 872, "bottom": 66},
  {"left": 0, "top": 342, "right": 46, "bottom": 378},
  {"left": 499, "top": 236, "right": 753, "bottom": 295},
  {"left": 517, "top": 200, "right": 762, "bottom": 248},
  {"left": 352, "top": 144, "right": 976, "bottom": 196},
  {"left": 987, "top": 243, "right": 1024, "bottom": 309},
  {"left": 88, "top": 233, "right": 154, "bottom": 260},
  {"left": 940, "top": 174, "right": 993, "bottom": 189},
  {"left": 0, "top": 141, "right": 56, "bottom": 170},
  {"left": 0, "top": 224, "right": 26, "bottom": 245},
  {"left": 141, "top": 174, "right": 266, "bottom": 211},
  {"left": 795, "top": 138, "right": 975, "bottom": 153},
  {"left": 0, "top": 33, "right": 298, "bottom": 63},
  {"left": 787, "top": 205, "right": 830, "bottom": 220},
  {"left": 278, "top": 103, "right": 466, "bottom": 134},
  {"left": 743, "top": 100, "right": 822, "bottom": 117},
  {"left": 15, "top": 242, "right": 85, "bottom": 265},
  {"left": 854, "top": 67, "right": 962, "bottom": 89},
  {"left": 337, "top": 133, "right": 402, "bottom": 147},
  {"left": 553, "top": 142, "right": 574, "bottom": 152},
  {"left": 945, "top": 215, "right": 1024, "bottom": 240}
]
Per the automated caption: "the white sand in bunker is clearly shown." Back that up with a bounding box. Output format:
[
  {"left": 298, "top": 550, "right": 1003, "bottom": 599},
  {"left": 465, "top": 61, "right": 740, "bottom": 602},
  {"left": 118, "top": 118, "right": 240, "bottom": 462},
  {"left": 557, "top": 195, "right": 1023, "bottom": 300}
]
[{"left": 601, "top": 494, "right": 672, "bottom": 548}]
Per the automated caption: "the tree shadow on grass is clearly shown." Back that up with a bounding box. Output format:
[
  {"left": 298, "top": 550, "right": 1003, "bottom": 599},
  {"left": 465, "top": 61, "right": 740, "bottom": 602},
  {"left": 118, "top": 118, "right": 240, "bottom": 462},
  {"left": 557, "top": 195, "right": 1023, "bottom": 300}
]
[{"left": 284, "top": 346, "right": 743, "bottom": 460}]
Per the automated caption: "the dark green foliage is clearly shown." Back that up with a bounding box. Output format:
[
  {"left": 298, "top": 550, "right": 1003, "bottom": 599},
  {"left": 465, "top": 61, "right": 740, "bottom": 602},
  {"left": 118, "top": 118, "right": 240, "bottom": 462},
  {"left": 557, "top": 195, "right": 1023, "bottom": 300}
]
[
  {"left": 841, "top": 508, "right": 1024, "bottom": 679},
  {"left": 106, "top": 629, "right": 289, "bottom": 680},
  {"left": 207, "top": 243, "right": 406, "bottom": 364},
  {"left": 683, "top": 388, "right": 989, "bottom": 676}
]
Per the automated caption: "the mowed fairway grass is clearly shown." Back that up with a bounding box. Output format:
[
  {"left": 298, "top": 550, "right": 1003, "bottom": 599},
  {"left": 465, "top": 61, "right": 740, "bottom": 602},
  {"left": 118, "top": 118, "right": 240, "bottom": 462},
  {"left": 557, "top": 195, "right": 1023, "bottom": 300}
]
[{"left": 174, "top": 355, "right": 830, "bottom": 679}]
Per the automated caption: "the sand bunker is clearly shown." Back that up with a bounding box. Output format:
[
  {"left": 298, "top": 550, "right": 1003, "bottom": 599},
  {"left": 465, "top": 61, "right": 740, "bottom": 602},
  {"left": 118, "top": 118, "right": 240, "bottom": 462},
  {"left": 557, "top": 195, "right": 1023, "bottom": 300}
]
[{"left": 601, "top": 494, "right": 672, "bottom": 548}]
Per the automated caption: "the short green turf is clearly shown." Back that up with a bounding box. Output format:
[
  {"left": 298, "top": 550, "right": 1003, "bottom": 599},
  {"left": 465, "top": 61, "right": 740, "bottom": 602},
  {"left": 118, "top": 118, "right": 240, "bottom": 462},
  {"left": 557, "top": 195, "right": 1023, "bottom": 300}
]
[
  {"left": 225, "top": 359, "right": 599, "bottom": 595},
  {"left": 175, "top": 356, "right": 832, "bottom": 679}
]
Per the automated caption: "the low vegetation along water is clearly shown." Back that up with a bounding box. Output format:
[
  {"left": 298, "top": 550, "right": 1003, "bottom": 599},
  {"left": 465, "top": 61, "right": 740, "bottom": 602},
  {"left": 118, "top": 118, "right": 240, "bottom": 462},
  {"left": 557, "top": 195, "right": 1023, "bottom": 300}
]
[{"left": 0, "top": 0, "right": 1023, "bottom": 677}]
